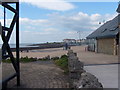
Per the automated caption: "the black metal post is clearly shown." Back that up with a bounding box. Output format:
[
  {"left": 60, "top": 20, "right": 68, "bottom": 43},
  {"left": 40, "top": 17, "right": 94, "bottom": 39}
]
[{"left": 16, "top": 2, "right": 20, "bottom": 86}]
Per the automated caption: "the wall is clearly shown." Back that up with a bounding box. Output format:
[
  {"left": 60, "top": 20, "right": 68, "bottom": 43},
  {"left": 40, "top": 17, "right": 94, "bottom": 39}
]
[
  {"left": 87, "top": 39, "right": 96, "bottom": 52},
  {"left": 97, "top": 38, "right": 116, "bottom": 55},
  {"left": 68, "top": 50, "right": 103, "bottom": 89}
]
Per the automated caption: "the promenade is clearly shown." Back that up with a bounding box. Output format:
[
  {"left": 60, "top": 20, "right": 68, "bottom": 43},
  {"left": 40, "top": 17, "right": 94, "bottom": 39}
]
[
  {"left": 71, "top": 46, "right": 118, "bottom": 88},
  {"left": 84, "top": 64, "right": 118, "bottom": 88},
  {"left": 71, "top": 46, "right": 118, "bottom": 65}
]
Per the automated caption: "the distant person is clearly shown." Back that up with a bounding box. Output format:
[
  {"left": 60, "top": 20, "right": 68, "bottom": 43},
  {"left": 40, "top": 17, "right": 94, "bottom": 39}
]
[
  {"left": 26, "top": 50, "right": 29, "bottom": 52},
  {"left": 65, "top": 43, "right": 68, "bottom": 50}
]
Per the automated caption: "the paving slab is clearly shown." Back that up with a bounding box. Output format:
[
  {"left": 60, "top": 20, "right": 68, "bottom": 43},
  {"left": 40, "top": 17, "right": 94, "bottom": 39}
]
[
  {"left": 84, "top": 64, "right": 118, "bottom": 88},
  {"left": 2, "top": 61, "right": 70, "bottom": 88}
]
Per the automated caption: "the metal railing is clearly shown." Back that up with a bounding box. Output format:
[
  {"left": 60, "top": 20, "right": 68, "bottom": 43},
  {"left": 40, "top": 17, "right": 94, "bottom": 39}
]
[{"left": 0, "top": 1, "right": 20, "bottom": 89}]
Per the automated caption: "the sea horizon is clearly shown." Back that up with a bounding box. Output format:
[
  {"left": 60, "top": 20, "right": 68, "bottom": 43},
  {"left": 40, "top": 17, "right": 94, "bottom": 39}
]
[{"left": 0, "top": 42, "right": 64, "bottom": 48}]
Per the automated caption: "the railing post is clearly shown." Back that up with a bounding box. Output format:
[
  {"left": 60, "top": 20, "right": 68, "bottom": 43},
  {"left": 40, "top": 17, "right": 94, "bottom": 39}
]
[{"left": 16, "top": 2, "right": 20, "bottom": 86}]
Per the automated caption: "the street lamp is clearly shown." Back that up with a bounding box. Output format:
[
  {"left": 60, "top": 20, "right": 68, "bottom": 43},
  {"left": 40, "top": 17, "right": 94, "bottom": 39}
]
[
  {"left": 99, "top": 20, "right": 106, "bottom": 25},
  {"left": 77, "top": 31, "right": 81, "bottom": 45},
  {"left": 77, "top": 31, "right": 81, "bottom": 41}
]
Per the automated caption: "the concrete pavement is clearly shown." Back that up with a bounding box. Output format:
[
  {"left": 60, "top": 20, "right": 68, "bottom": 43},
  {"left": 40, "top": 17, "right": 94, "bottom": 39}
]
[
  {"left": 71, "top": 46, "right": 119, "bottom": 88},
  {"left": 71, "top": 46, "right": 118, "bottom": 65},
  {"left": 84, "top": 64, "right": 118, "bottom": 88}
]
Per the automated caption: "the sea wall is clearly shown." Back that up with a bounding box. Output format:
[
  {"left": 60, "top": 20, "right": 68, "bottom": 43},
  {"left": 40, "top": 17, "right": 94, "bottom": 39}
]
[
  {"left": 11, "top": 43, "right": 64, "bottom": 52},
  {"left": 67, "top": 50, "right": 103, "bottom": 89}
]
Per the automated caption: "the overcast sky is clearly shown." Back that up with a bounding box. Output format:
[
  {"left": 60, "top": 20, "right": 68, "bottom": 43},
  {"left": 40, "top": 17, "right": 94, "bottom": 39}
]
[{"left": 0, "top": 1, "right": 118, "bottom": 44}]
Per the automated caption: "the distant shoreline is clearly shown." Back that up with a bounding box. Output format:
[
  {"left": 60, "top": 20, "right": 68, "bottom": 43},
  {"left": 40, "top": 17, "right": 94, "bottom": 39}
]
[{"left": 11, "top": 43, "right": 64, "bottom": 52}]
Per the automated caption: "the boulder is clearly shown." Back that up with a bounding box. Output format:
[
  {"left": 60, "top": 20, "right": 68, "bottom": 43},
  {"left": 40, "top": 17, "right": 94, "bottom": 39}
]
[{"left": 75, "top": 72, "right": 103, "bottom": 88}]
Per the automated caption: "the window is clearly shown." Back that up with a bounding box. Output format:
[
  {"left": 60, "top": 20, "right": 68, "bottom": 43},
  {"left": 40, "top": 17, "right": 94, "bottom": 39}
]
[
  {"left": 101, "top": 29, "right": 107, "bottom": 33},
  {"left": 109, "top": 26, "right": 118, "bottom": 31}
]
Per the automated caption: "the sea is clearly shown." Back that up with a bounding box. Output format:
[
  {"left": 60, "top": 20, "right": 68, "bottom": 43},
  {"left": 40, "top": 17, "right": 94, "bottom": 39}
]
[{"left": 0, "top": 43, "right": 39, "bottom": 48}]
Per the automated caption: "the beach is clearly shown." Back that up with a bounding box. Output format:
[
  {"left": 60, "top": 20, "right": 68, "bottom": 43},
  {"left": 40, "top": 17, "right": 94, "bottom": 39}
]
[
  {"left": 3, "top": 45, "right": 118, "bottom": 88},
  {"left": 13, "top": 45, "right": 118, "bottom": 65},
  {"left": 13, "top": 47, "right": 68, "bottom": 59}
]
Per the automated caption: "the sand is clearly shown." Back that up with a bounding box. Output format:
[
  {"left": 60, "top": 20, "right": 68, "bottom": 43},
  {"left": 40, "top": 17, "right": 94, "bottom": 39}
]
[
  {"left": 13, "top": 46, "right": 118, "bottom": 65},
  {"left": 13, "top": 47, "right": 68, "bottom": 59}
]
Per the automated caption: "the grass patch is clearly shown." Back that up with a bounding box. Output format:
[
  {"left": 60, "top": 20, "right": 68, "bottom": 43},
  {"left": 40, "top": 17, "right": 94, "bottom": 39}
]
[
  {"left": 20, "top": 56, "right": 37, "bottom": 63},
  {"left": 53, "top": 55, "right": 69, "bottom": 74},
  {"left": 38, "top": 58, "right": 50, "bottom": 61},
  {"left": 2, "top": 59, "right": 12, "bottom": 63}
]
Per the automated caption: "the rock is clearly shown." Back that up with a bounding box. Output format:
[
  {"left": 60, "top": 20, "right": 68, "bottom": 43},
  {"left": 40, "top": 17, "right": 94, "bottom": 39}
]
[
  {"left": 51, "top": 56, "right": 59, "bottom": 60},
  {"left": 67, "top": 50, "right": 103, "bottom": 89},
  {"left": 76, "top": 72, "right": 103, "bottom": 88},
  {"left": 68, "top": 50, "right": 73, "bottom": 55}
]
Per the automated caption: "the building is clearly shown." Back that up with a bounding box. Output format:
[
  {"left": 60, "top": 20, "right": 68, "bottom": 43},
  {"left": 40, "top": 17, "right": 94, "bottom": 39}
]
[
  {"left": 86, "top": 15, "right": 119, "bottom": 55},
  {"left": 63, "top": 39, "right": 76, "bottom": 45},
  {"left": 76, "top": 39, "right": 87, "bottom": 45}
]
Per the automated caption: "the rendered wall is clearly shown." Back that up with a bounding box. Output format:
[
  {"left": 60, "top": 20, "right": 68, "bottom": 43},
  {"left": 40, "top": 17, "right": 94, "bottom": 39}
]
[{"left": 97, "top": 38, "right": 116, "bottom": 55}]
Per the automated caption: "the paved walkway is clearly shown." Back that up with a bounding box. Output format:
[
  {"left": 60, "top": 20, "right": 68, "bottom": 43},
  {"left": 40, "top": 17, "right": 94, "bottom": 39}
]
[
  {"left": 71, "top": 46, "right": 118, "bottom": 65},
  {"left": 71, "top": 46, "right": 119, "bottom": 88},
  {"left": 2, "top": 61, "right": 69, "bottom": 88},
  {"left": 84, "top": 64, "right": 118, "bottom": 88}
]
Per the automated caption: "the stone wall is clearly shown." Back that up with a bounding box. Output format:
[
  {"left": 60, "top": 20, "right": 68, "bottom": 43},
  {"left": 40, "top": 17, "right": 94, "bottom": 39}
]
[{"left": 67, "top": 50, "right": 103, "bottom": 89}]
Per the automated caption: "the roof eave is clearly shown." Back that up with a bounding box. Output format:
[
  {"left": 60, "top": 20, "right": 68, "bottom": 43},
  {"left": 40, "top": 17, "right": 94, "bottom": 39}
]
[{"left": 87, "top": 34, "right": 117, "bottom": 39}]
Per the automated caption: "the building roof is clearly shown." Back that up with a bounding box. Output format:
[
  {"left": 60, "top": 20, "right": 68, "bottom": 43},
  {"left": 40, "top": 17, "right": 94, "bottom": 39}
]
[
  {"left": 86, "top": 15, "right": 119, "bottom": 39},
  {"left": 117, "top": 3, "right": 120, "bottom": 13}
]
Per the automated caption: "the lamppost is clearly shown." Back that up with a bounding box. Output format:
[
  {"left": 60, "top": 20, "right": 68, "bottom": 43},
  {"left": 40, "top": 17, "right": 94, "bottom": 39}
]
[
  {"left": 99, "top": 20, "right": 106, "bottom": 25},
  {"left": 77, "top": 31, "right": 81, "bottom": 45},
  {"left": 77, "top": 31, "right": 81, "bottom": 41}
]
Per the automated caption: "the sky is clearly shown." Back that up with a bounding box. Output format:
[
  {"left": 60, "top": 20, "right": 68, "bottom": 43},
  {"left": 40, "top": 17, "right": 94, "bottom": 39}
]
[{"left": 0, "top": 1, "right": 119, "bottom": 44}]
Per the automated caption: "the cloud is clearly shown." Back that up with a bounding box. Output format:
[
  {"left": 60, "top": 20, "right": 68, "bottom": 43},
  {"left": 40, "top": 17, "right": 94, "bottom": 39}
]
[
  {"left": 18, "top": 30, "right": 78, "bottom": 43},
  {"left": 20, "top": 18, "right": 48, "bottom": 26},
  {"left": 20, "top": 0, "right": 75, "bottom": 11},
  {"left": 0, "top": 12, "right": 117, "bottom": 44},
  {"left": 0, "top": 8, "right": 3, "bottom": 18},
  {"left": 67, "top": 31, "right": 77, "bottom": 34},
  {"left": 44, "top": 28, "right": 58, "bottom": 32},
  {"left": 0, "top": 18, "right": 12, "bottom": 26},
  {"left": 0, "top": 17, "right": 48, "bottom": 27},
  {"left": 48, "top": 12, "right": 117, "bottom": 32},
  {"left": 19, "top": 18, "right": 48, "bottom": 32}
]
